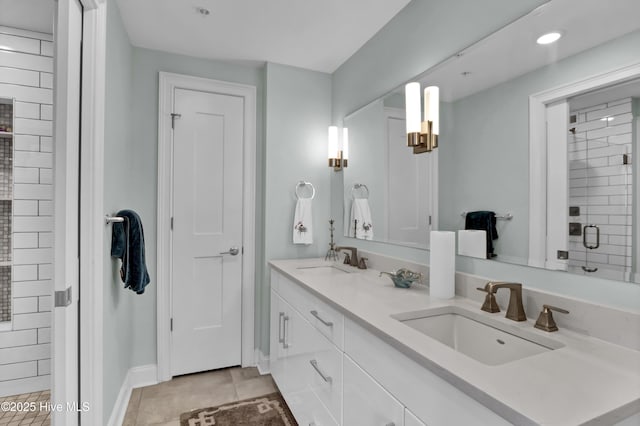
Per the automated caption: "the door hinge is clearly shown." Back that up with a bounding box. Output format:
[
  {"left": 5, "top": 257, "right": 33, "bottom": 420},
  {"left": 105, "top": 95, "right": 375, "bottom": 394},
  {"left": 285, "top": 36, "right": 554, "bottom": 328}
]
[
  {"left": 170, "top": 318, "right": 173, "bottom": 332},
  {"left": 170, "top": 217, "right": 173, "bottom": 230},
  {"left": 170, "top": 113, "right": 181, "bottom": 129},
  {"left": 54, "top": 287, "right": 72, "bottom": 307}
]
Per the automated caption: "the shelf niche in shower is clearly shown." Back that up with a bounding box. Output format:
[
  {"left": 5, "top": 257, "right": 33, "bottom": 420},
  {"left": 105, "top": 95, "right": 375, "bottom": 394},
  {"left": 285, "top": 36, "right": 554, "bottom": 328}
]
[{"left": 0, "top": 97, "right": 14, "bottom": 323}]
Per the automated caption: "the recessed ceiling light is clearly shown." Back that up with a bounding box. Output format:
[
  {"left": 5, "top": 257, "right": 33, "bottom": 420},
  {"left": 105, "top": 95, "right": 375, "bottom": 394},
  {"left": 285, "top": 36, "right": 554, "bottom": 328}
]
[
  {"left": 600, "top": 116, "right": 615, "bottom": 122},
  {"left": 196, "top": 7, "right": 210, "bottom": 16},
  {"left": 536, "top": 31, "right": 562, "bottom": 45}
]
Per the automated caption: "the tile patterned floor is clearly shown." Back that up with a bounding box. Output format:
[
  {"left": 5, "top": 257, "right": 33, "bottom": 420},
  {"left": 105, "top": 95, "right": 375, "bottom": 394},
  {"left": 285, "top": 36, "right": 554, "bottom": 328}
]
[
  {"left": 0, "top": 390, "right": 51, "bottom": 426},
  {"left": 123, "top": 366, "right": 280, "bottom": 426}
]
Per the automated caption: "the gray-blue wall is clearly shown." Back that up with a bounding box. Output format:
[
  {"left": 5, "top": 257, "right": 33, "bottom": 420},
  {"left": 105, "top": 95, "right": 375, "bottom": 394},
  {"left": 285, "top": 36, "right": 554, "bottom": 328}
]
[
  {"left": 262, "top": 62, "right": 332, "bottom": 353},
  {"left": 103, "top": 1, "right": 135, "bottom": 422}
]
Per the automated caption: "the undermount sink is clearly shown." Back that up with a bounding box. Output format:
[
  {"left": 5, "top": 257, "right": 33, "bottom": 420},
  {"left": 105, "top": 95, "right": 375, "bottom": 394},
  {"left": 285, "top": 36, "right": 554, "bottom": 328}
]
[
  {"left": 295, "top": 264, "right": 352, "bottom": 275},
  {"left": 392, "top": 306, "right": 564, "bottom": 366}
]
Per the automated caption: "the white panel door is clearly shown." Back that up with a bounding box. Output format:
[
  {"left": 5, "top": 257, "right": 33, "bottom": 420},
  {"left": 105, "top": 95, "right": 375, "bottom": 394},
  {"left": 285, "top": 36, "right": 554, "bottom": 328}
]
[
  {"left": 52, "top": 0, "right": 82, "bottom": 424},
  {"left": 171, "top": 88, "right": 243, "bottom": 376},
  {"left": 387, "top": 114, "right": 430, "bottom": 246}
]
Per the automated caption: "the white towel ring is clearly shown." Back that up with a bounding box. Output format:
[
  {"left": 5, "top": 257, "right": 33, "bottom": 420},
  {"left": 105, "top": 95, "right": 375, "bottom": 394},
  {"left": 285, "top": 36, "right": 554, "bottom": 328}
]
[
  {"left": 295, "top": 181, "right": 315, "bottom": 199},
  {"left": 351, "top": 183, "right": 369, "bottom": 200}
]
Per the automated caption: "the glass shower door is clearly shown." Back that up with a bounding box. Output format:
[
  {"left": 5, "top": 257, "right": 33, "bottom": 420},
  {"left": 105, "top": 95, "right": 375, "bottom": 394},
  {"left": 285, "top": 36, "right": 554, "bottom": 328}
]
[{"left": 568, "top": 100, "right": 633, "bottom": 281}]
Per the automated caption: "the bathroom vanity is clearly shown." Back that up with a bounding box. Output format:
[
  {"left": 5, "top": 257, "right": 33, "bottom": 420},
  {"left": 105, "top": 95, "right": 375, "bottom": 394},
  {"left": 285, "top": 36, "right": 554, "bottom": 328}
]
[{"left": 269, "top": 258, "right": 640, "bottom": 426}]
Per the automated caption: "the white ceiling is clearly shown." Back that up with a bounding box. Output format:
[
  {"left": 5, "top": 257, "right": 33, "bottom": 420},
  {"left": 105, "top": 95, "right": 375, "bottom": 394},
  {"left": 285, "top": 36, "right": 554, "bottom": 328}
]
[
  {"left": 116, "top": 0, "right": 412, "bottom": 73},
  {"left": 409, "top": 0, "right": 640, "bottom": 102},
  {"left": 0, "top": 0, "right": 53, "bottom": 34}
]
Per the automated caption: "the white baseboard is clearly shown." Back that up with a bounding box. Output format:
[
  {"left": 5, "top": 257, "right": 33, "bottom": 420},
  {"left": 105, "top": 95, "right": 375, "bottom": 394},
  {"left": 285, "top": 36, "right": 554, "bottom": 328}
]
[
  {"left": 107, "top": 364, "right": 157, "bottom": 426},
  {"left": 255, "top": 349, "right": 270, "bottom": 375}
]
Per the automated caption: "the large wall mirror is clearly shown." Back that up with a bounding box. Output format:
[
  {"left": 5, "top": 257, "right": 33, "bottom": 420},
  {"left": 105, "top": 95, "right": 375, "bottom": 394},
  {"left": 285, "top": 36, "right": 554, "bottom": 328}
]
[{"left": 343, "top": 0, "right": 640, "bottom": 284}]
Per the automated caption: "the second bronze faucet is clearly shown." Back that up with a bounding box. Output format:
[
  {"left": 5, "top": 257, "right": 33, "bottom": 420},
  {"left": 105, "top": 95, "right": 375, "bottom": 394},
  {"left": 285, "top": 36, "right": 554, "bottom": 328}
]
[{"left": 477, "top": 282, "right": 527, "bottom": 321}]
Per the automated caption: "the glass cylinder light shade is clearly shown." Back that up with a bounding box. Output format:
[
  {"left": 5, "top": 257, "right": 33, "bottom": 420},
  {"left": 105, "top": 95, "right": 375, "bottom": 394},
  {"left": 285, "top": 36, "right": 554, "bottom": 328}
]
[
  {"left": 328, "top": 126, "right": 338, "bottom": 159},
  {"left": 424, "top": 86, "right": 440, "bottom": 135},
  {"left": 405, "top": 82, "right": 421, "bottom": 134},
  {"left": 342, "top": 127, "right": 349, "bottom": 160}
]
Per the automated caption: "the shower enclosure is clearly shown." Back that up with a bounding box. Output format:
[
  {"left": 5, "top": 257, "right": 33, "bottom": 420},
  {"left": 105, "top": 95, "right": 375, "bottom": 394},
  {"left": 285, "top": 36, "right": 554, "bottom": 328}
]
[{"left": 568, "top": 96, "right": 634, "bottom": 281}]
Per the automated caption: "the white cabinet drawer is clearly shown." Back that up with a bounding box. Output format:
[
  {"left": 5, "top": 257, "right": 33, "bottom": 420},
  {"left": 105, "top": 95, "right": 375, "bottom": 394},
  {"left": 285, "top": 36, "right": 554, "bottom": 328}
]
[
  {"left": 343, "top": 354, "right": 404, "bottom": 426},
  {"left": 270, "top": 289, "right": 342, "bottom": 424},
  {"left": 405, "top": 409, "right": 427, "bottom": 426},
  {"left": 286, "top": 389, "right": 339, "bottom": 426},
  {"left": 275, "top": 270, "right": 345, "bottom": 349},
  {"left": 308, "top": 338, "right": 342, "bottom": 423},
  {"left": 344, "top": 318, "right": 511, "bottom": 426}
]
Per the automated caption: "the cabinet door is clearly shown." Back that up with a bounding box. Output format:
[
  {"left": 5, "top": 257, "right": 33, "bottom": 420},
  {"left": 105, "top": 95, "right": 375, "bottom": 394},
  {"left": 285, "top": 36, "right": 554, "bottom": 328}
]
[
  {"left": 343, "top": 354, "right": 404, "bottom": 426},
  {"left": 405, "top": 409, "right": 427, "bottom": 426}
]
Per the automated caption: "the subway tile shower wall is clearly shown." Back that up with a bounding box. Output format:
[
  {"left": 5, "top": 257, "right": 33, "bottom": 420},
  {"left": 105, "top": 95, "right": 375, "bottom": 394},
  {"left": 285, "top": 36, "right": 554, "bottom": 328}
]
[
  {"left": 0, "top": 25, "right": 53, "bottom": 397},
  {"left": 568, "top": 98, "right": 634, "bottom": 281}
]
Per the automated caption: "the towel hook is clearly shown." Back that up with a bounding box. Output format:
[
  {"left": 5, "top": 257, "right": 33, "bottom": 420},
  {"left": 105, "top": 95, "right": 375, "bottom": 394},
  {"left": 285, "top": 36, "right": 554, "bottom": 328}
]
[
  {"left": 105, "top": 214, "right": 125, "bottom": 225},
  {"left": 351, "top": 183, "right": 370, "bottom": 200},
  {"left": 295, "top": 181, "right": 315, "bottom": 199}
]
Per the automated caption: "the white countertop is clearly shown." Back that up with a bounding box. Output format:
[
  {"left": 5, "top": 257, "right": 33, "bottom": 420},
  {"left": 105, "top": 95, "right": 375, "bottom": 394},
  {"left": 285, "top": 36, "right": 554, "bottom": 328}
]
[{"left": 270, "top": 258, "right": 640, "bottom": 426}]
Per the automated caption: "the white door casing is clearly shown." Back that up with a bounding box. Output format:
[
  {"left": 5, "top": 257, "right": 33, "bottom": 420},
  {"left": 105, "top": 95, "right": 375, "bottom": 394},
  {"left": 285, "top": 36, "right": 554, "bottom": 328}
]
[
  {"left": 171, "top": 89, "right": 243, "bottom": 376},
  {"left": 157, "top": 73, "right": 256, "bottom": 381},
  {"left": 52, "top": 0, "right": 82, "bottom": 424},
  {"left": 545, "top": 101, "right": 569, "bottom": 271}
]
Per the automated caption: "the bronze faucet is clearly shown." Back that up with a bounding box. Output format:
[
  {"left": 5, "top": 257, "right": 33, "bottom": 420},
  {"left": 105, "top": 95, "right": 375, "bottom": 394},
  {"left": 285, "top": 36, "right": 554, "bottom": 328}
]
[
  {"left": 335, "top": 246, "right": 358, "bottom": 267},
  {"left": 477, "top": 282, "right": 527, "bottom": 321}
]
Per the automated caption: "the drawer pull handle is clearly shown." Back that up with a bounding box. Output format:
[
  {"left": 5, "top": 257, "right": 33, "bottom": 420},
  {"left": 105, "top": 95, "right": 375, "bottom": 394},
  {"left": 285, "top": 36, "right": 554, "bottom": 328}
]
[
  {"left": 278, "top": 312, "right": 285, "bottom": 344},
  {"left": 385, "top": 423, "right": 395, "bottom": 426},
  {"left": 310, "top": 310, "right": 333, "bottom": 327},
  {"left": 310, "top": 359, "right": 332, "bottom": 384},
  {"left": 283, "top": 315, "right": 290, "bottom": 349}
]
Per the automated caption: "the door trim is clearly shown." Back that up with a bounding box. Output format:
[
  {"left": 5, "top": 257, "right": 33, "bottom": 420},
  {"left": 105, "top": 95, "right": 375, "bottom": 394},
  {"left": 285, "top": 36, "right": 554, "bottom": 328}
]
[
  {"left": 528, "top": 61, "right": 640, "bottom": 268},
  {"left": 78, "top": 1, "right": 106, "bottom": 424},
  {"left": 157, "top": 72, "right": 257, "bottom": 382}
]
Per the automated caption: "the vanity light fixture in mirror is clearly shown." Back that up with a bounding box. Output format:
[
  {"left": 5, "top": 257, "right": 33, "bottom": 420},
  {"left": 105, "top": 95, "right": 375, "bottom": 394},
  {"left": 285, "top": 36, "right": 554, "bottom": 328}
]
[
  {"left": 328, "top": 125, "right": 349, "bottom": 171},
  {"left": 405, "top": 82, "right": 439, "bottom": 154}
]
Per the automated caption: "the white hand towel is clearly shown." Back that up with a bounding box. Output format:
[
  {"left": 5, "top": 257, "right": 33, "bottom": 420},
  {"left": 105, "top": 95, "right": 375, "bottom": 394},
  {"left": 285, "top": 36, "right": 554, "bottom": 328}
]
[
  {"left": 349, "top": 199, "right": 374, "bottom": 240},
  {"left": 458, "top": 230, "right": 486, "bottom": 259},
  {"left": 293, "top": 198, "right": 313, "bottom": 244}
]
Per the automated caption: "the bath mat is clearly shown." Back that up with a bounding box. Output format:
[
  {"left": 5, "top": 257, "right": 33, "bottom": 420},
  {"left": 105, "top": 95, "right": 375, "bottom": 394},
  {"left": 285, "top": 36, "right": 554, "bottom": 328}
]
[{"left": 179, "top": 392, "right": 297, "bottom": 426}]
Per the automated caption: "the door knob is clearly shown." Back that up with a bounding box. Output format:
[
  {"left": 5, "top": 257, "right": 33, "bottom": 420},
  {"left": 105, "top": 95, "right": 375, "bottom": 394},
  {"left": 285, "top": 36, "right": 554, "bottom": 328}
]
[{"left": 220, "top": 246, "right": 240, "bottom": 256}]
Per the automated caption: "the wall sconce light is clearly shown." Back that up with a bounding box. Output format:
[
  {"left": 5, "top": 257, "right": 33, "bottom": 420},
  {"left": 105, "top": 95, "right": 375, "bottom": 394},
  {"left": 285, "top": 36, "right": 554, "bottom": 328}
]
[
  {"left": 328, "top": 126, "right": 349, "bottom": 171},
  {"left": 405, "top": 82, "right": 439, "bottom": 154}
]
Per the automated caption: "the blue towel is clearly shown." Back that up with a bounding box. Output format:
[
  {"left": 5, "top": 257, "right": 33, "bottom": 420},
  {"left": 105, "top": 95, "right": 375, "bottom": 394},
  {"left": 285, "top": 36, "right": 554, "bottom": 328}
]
[{"left": 110, "top": 209, "right": 150, "bottom": 294}]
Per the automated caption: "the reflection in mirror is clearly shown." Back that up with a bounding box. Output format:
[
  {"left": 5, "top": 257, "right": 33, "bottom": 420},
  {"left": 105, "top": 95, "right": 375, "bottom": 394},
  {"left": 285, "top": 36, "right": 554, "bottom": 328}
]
[
  {"left": 565, "top": 80, "right": 638, "bottom": 282},
  {"left": 343, "top": 99, "right": 436, "bottom": 248},
  {"left": 342, "top": 0, "right": 640, "bottom": 283}
]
